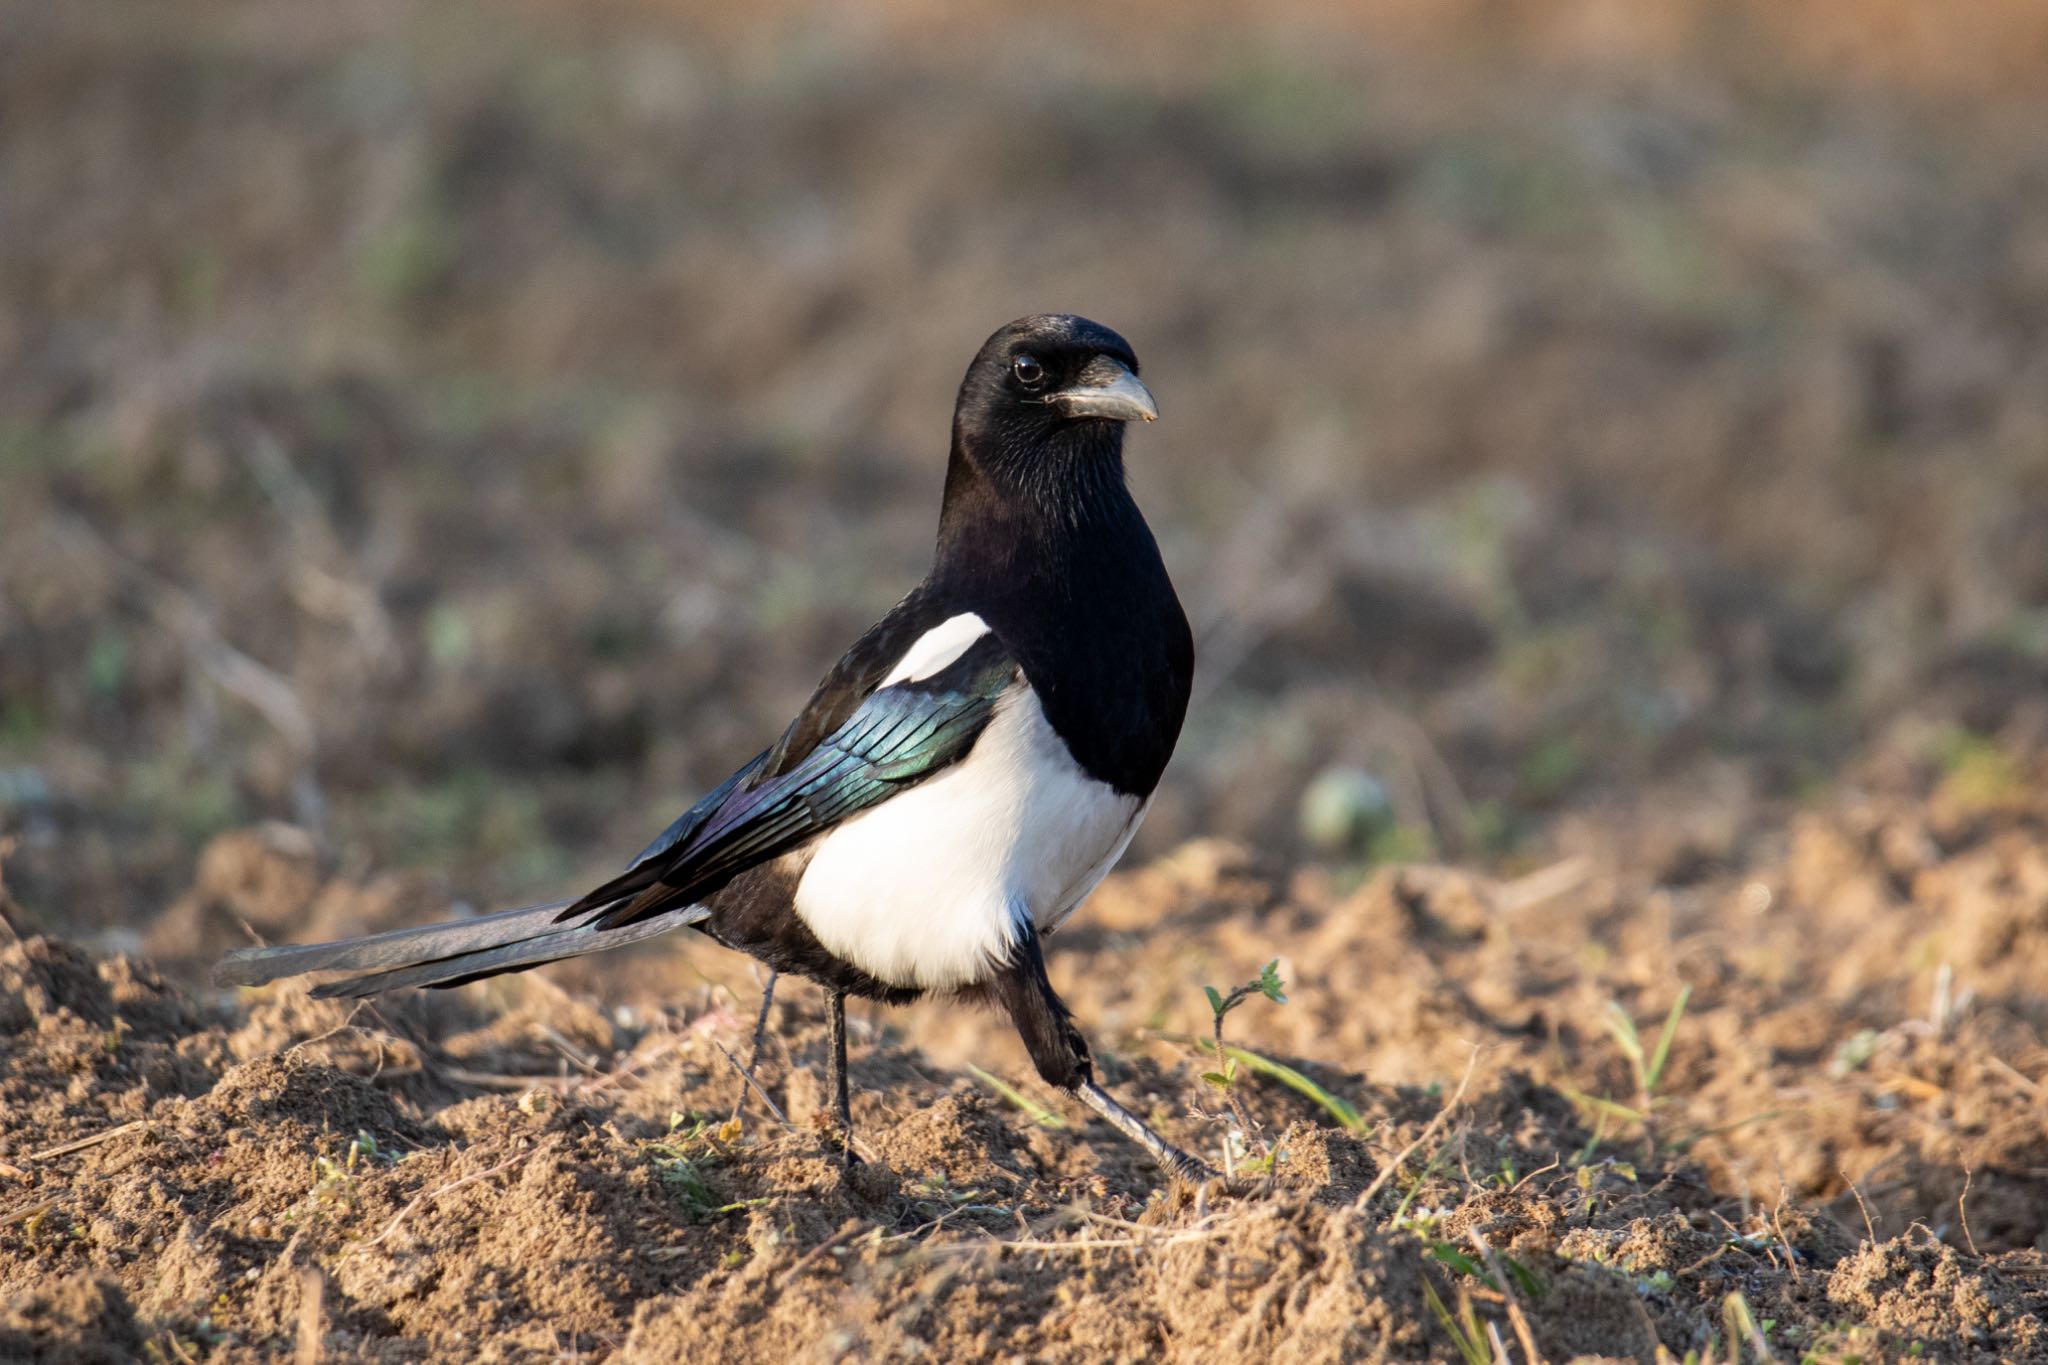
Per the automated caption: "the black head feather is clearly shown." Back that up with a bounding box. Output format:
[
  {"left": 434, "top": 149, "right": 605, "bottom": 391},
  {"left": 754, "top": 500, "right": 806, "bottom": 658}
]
[
  {"left": 940, "top": 313, "right": 1151, "bottom": 540},
  {"left": 931, "top": 314, "right": 1191, "bottom": 796}
]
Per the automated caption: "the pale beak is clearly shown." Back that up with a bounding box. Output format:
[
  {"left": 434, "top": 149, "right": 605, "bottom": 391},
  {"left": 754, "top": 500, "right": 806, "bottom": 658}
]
[{"left": 1049, "top": 356, "right": 1159, "bottom": 423}]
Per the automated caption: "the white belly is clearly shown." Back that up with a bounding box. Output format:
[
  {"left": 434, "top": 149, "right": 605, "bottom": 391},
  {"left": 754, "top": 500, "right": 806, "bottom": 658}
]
[{"left": 792, "top": 685, "right": 1147, "bottom": 990}]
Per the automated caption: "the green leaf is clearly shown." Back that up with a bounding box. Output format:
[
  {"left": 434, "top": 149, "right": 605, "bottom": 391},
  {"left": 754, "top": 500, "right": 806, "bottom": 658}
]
[
  {"left": 1501, "top": 1253, "right": 1544, "bottom": 1299},
  {"left": 968, "top": 1065, "right": 1068, "bottom": 1128},
  {"left": 1421, "top": 1281, "right": 1492, "bottom": 1365},
  {"left": 1204, "top": 985, "right": 1226, "bottom": 1017},
  {"left": 1645, "top": 983, "right": 1692, "bottom": 1093},
  {"left": 1428, "top": 1242, "right": 1489, "bottom": 1282},
  {"left": 1602, "top": 1000, "right": 1645, "bottom": 1077},
  {"left": 1201, "top": 1071, "right": 1233, "bottom": 1089},
  {"left": 1559, "top": 1086, "right": 1645, "bottom": 1125},
  {"left": 1166, "top": 1034, "right": 1368, "bottom": 1131},
  {"left": 1257, "top": 960, "right": 1288, "bottom": 1004}
]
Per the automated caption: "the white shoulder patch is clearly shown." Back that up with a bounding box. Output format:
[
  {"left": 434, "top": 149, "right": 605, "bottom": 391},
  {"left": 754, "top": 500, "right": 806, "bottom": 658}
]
[
  {"left": 792, "top": 685, "right": 1146, "bottom": 991},
  {"left": 879, "top": 612, "right": 991, "bottom": 686}
]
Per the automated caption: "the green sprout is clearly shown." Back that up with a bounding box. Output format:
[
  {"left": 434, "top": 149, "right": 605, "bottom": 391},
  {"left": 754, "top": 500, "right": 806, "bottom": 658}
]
[
  {"left": 287, "top": 1130, "right": 386, "bottom": 1226},
  {"left": 1422, "top": 1280, "right": 1495, "bottom": 1365},
  {"left": 644, "top": 1117, "right": 766, "bottom": 1223},
  {"left": 1181, "top": 1037, "right": 1367, "bottom": 1133},
  {"left": 1564, "top": 984, "right": 1691, "bottom": 1159},
  {"left": 1199, "top": 961, "right": 1288, "bottom": 1178}
]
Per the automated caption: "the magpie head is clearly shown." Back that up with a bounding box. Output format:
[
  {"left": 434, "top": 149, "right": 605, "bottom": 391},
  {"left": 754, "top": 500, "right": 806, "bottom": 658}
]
[{"left": 950, "top": 314, "right": 1157, "bottom": 467}]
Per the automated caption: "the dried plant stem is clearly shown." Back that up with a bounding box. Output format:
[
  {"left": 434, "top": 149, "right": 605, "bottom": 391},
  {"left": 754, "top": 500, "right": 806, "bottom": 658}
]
[
  {"left": 356, "top": 1151, "right": 532, "bottom": 1254},
  {"left": 714, "top": 1039, "right": 792, "bottom": 1129},
  {"left": 1468, "top": 1229, "right": 1541, "bottom": 1364},
  {"left": 1355, "top": 1047, "right": 1480, "bottom": 1216},
  {"left": 27, "top": 1121, "right": 150, "bottom": 1162}
]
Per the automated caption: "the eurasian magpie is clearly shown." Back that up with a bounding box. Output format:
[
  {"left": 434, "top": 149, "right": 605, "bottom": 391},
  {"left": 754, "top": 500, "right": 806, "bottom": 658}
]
[{"left": 216, "top": 314, "right": 1208, "bottom": 1182}]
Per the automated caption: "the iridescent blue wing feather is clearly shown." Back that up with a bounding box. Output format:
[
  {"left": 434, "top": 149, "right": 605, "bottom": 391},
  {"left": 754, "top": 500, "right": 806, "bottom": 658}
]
[{"left": 566, "top": 632, "right": 1018, "bottom": 929}]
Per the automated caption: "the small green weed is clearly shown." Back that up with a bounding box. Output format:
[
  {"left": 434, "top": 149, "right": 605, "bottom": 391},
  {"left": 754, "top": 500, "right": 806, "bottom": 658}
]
[
  {"left": 644, "top": 1115, "right": 765, "bottom": 1223},
  {"left": 1932, "top": 727, "right": 2026, "bottom": 812},
  {"left": 1564, "top": 984, "right": 1690, "bottom": 1159},
  {"left": 1423, "top": 1279, "right": 1500, "bottom": 1365},
  {"left": 286, "top": 1130, "right": 388, "bottom": 1226},
  {"left": 1199, "top": 960, "right": 1288, "bottom": 1177},
  {"left": 1166, "top": 1035, "right": 1367, "bottom": 1133}
]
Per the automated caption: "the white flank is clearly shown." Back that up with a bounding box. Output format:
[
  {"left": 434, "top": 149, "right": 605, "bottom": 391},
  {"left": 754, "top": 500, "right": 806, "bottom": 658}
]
[
  {"left": 793, "top": 684, "right": 1146, "bottom": 990},
  {"left": 878, "top": 613, "right": 991, "bottom": 686}
]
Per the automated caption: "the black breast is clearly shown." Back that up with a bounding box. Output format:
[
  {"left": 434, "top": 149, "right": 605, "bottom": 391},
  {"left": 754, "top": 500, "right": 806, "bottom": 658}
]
[{"left": 958, "top": 515, "right": 1192, "bottom": 797}]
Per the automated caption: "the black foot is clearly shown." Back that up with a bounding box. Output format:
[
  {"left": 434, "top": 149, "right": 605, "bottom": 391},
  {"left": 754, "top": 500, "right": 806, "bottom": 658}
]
[
  {"left": 826, "top": 989, "right": 862, "bottom": 1170},
  {"left": 1076, "top": 1080, "right": 1220, "bottom": 1186},
  {"left": 987, "top": 925, "right": 1224, "bottom": 1188}
]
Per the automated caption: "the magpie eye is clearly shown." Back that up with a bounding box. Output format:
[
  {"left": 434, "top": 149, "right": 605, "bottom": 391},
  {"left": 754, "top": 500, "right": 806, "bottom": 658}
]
[{"left": 1011, "top": 354, "right": 1046, "bottom": 390}]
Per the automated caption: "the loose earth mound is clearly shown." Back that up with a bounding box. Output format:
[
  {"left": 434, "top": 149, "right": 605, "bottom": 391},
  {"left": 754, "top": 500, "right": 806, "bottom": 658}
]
[{"left": 4, "top": 740, "right": 2047, "bottom": 1362}]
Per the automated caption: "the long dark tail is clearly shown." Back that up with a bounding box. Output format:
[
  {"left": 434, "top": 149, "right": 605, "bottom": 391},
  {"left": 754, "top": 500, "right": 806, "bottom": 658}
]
[{"left": 213, "top": 899, "right": 708, "bottom": 999}]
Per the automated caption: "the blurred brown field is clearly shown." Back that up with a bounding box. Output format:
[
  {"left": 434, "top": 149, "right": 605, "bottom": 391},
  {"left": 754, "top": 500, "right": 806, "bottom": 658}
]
[
  {"left": 8, "top": 5, "right": 2048, "bottom": 1359},
  {"left": 3, "top": 0, "right": 2046, "bottom": 935}
]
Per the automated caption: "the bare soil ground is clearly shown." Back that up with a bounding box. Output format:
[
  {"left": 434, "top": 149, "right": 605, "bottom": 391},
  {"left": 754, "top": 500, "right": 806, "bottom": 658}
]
[{"left": 5, "top": 723, "right": 2048, "bottom": 1362}]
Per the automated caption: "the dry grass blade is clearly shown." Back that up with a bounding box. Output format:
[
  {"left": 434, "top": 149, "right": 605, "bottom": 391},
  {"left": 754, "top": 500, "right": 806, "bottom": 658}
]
[
  {"left": 27, "top": 1121, "right": 150, "bottom": 1162},
  {"left": 439, "top": 1067, "right": 582, "bottom": 1093},
  {"left": 714, "top": 1039, "right": 792, "bottom": 1129},
  {"left": 1, "top": 1195, "right": 64, "bottom": 1227},
  {"left": 1469, "top": 1229, "right": 1541, "bottom": 1364},
  {"left": 959, "top": 1225, "right": 1236, "bottom": 1256},
  {"left": 1355, "top": 1047, "right": 1480, "bottom": 1215},
  {"left": 295, "top": 1267, "right": 325, "bottom": 1365},
  {"left": 356, "top": 1150, "right": 533, "bottom": 1255}
]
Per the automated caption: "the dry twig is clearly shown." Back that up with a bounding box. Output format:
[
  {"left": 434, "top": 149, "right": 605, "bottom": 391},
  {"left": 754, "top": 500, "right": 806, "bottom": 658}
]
[
  {"left": 1958, "top": 1166, "right": 1980, "bottom": 1257},
  {"left": 27, "top": 1121, "right": 150, "bottom": 1162},
  {"left": 1354, "top": 1047, "right": 1481, "bottom": 1215},
  {"left": 714, "top": 1039, "right": 792, "bottom": 1130},
  {"left": 295, "top": 1267, "right": 326, "bottom": 1365},
  {"left": 45, "top": 509, "right": 325, "bottom": 830},
  {"left": 1469, "top": 1228, "right": 1542, "bottom": 1364},
  {"left": 1, "top": 1195, "right": 64, "bottom": 1227},
  {"left": 356, "top": 1150, "right": 533, "bottom": 1254},
  {"left": 1842, "top": 1169, "right": 1880, "bottom": 1242},
  {"left": 776, "top": 1222, "right": 873, "bottom": 1284}
]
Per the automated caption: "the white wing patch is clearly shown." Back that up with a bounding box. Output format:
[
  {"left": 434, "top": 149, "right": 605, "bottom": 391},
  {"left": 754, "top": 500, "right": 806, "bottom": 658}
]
[
  {"left": 793, "top": 683, "right": 1145, "bottom": 990},
  {"left": 879, "top": 613, "right": 991, "bottom": 686}
]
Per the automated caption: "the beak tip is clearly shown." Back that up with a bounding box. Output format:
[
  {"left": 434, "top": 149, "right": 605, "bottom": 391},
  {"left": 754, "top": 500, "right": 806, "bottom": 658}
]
[{"left": 1051, "top": 360, "right": 1159, "bottom": 425}]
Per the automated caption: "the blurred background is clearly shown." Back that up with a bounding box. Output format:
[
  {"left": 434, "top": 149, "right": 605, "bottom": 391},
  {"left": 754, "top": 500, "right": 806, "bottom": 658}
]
[{"left": 4, "top": 0, "right": 2047, "bottom": 949}]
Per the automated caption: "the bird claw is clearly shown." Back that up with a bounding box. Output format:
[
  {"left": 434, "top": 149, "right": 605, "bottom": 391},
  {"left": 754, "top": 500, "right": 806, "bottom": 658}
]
[{"left": 1168, "top": 1154, "right": 1269, "bottom": 1202}]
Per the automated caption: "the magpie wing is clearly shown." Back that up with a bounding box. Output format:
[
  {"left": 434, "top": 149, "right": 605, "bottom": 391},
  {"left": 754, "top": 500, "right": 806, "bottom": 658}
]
[
  {"left": 562, "top": 630, "right": 1017, "bottom": 929},
  {"left": 554, "top": 584, "right": 951, "bottom": 919}
]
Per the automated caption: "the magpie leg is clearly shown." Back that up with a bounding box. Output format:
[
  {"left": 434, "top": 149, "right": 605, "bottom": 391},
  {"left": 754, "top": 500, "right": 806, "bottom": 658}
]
[
  {"left": 748, "top": 969, "right": 779, "bottom": 1072},
  {"left": 991, "top": 924, "right": 1216, "bottom": 1185},
  {"left": 826, "top": 988, "right": 861, "bottom": 1167},
  {"left": 728, "top": 969, "right": 781, "bottom": 1122}
]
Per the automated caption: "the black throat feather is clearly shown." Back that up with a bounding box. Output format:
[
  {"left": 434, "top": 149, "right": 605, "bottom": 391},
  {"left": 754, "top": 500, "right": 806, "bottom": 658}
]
[{"left": 929, "top": 417, "right": 1191, "bottom": 797}]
